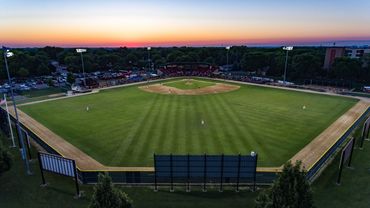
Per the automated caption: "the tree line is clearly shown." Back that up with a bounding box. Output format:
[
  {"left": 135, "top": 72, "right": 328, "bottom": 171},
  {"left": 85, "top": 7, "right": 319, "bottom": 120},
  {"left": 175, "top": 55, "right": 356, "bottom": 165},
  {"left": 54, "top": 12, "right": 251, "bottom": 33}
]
[{"left": 1, "top": 46, "right": 369, "bottom": 84}]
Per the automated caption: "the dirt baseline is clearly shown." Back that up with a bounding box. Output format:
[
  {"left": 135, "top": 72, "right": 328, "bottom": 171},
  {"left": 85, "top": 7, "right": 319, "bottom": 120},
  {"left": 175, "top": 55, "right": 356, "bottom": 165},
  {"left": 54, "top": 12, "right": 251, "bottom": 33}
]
[{"left": 139, "top": 83, "right": 240, "bottom": 95}]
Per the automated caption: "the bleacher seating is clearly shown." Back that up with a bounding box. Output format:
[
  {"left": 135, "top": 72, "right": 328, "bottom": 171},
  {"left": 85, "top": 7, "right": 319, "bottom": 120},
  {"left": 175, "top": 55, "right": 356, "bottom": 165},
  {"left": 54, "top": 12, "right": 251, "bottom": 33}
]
[{"left": 158, "top": 63, "right": 218, "bottom": 77}]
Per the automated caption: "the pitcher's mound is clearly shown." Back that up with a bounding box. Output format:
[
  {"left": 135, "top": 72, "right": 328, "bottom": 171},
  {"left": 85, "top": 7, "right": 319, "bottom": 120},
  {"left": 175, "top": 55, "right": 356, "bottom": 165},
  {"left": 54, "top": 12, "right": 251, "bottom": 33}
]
[{"left": 139, "top": 82, "right": 240, "bottom": 95}]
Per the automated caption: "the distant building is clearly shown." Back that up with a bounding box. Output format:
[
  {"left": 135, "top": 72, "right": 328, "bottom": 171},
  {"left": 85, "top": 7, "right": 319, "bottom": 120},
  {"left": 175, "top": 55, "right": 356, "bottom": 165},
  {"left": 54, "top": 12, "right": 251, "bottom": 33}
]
[
  {"left": 323, "top": 47, "right": 345, "bottom": 69},
  {"left": 324, "top": 46, "right": 370, "bottom": 69},
  {"left": 344, "top": 47, "right": 370, "bottom": 59}
]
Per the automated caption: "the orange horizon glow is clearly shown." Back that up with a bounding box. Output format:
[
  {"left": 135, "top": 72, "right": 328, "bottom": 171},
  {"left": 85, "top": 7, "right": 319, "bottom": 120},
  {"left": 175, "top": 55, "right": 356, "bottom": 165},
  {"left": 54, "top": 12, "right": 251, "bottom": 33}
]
[{"left": 1, "top": 1, "right": 370, "bottom": 47}]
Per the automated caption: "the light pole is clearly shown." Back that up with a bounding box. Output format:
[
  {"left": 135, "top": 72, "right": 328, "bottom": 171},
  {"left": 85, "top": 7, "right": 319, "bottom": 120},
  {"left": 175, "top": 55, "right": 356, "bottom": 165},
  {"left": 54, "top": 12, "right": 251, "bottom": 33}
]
[
  {"left": 282, "top": 46, "right": 293, "bottom": 85},
  {"left": 76, "top": 48, "right": 87, "bottom": 87},
  {"left": 226, "top": 46, "right": 231, "bottom": 66},
  {"left": 224, "top": 46, "right": 231, "bottom": 81},
  {"left": 2, "top": 46, "right": 32, "bottom": 175},
  {"left": 147, "top": 47, "right": 151, "bottom": 71}
]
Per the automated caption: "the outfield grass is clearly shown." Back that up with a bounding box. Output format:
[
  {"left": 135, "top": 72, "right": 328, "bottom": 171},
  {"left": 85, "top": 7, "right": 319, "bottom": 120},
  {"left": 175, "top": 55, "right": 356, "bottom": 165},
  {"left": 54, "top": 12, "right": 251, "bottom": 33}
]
[
  {"left": 19, "top": 87, "right": 65, "bottom": 98},
  {"left": 19, "top": 78, "right": 357, "bottom": 167},
  {"left": 16, "top": 87, "right": 67, "bottom": 105},
  {"left": 164, "top": 79, "right": 215, "bottom": 89}
]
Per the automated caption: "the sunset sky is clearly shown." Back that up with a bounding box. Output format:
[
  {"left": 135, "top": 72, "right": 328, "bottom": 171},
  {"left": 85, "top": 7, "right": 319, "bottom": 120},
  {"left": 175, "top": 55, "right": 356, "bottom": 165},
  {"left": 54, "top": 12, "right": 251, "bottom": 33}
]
[{"left": 1, "top": 0, "right": 370, "bottom": 47}]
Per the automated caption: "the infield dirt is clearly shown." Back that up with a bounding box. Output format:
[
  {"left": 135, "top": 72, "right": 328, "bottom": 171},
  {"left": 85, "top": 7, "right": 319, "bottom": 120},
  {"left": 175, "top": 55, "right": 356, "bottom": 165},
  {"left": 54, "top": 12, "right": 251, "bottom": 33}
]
[{"left": 139, "top": 81, "right": 240, "bottom": 95}]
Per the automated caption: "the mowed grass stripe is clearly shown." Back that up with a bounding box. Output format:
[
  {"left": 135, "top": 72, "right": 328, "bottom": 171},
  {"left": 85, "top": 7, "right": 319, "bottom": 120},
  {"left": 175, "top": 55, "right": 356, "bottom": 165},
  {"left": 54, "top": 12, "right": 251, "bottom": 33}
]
[
  {"left": 199, "top": 95, "right": 225, "bottom": 154},
  {"left": 199, "top": 95, "right": 221, "bottom": 153},
  {"left": 111, "top": 94, "right": 161, "bottom": 165},
  {"left": 192, "top": 95, "right": 207, "bottom": 153},
  {"left": 155, "top": 95, "right": 177, "bottom": 154},
  {"left": 151, "top": 95, "right": 173, "bottom": 155},
  {"left": 214, "top": 94, "right": 255, "bottom": 154},
  {"left": 183, "top": 97, "right": 192, "bottom": 153},
  {"left": 150, "top": 96, "right": 172, "bottom": 157},
  {"left": 177, "top": 96, "right": 189, "bottom": 153},
  {"left": 208, "top": 95, "right": 240, "bottom": 154},
  {"left": 129, "top": 95, "right": 168, "bottom": 166},
  {"left": 171, "top": 95, "right": 182, "bottom": 153},
  {"left": 224, "top": 94, "right": 276, "bottom": 158}
]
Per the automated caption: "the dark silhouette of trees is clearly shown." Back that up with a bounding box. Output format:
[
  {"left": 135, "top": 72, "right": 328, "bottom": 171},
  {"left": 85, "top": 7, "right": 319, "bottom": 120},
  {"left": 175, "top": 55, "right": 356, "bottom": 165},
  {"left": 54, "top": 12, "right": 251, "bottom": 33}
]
[{"left": 1, "top": 46, "right": 369, "bottom": 84}]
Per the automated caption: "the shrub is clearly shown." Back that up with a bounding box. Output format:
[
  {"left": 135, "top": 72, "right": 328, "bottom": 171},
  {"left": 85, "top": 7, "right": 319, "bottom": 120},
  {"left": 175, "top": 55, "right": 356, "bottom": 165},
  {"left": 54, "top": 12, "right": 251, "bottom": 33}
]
[
  {"left": 89, "top": 173, "right": 133, "bottom": 208},
  {"left": 255, "top": 161, "right": 314, "bottom": 208},
  {"left": 0, "top": 140, "right": 12, "bottom": 175}
]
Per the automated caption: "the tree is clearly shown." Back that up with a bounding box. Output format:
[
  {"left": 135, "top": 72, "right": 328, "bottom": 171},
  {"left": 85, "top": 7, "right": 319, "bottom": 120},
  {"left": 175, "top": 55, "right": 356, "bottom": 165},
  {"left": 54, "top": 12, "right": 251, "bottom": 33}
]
[
  {"left": 47, "top": 78, "right": 54, "bottom": 87},
  {"left": 0, "top": 140, "right": 12, "bottom": 175},
  {"left": 255, "top": 161, "right": 314, "bottom": 208},
  {"left": 41, "top": 46, "right": 64, "bottom": 59},
  {"left": 66, "top": 72, "right": 75, "bottom": 86},
  {"left": 290, "top": 53, "right": 322, "bottom": 80},
  {"left": 330, "top": 57, "right": 362, "bottom": 81},
  {"left": 17, "top": 67, "right": 30, "bottom": 77},
  {"left": 36, "top": 63, "right": 52, "bottom": 75},
  {"left": 64, "top": 55, "right": 80, "bottom": 72},
  {"left": 89, "top": 173, "right": 133, "bottom": 208}
]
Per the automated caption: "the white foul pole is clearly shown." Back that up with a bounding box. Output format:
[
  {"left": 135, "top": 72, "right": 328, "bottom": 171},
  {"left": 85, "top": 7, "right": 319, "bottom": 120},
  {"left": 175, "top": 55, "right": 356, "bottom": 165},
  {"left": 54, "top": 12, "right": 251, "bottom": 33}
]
[{"left": 4, "top": 94, "right": 15, "bottom": 147}]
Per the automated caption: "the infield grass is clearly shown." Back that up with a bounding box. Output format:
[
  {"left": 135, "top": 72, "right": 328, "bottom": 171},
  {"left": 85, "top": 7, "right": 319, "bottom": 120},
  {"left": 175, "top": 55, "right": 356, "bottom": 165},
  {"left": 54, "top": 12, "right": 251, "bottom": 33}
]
[
  {"left": 164, "top": 79, "right": 215, "bottom": 89},
  {"left": 19, "top": 78, "right": 357, "bottom": 167}
]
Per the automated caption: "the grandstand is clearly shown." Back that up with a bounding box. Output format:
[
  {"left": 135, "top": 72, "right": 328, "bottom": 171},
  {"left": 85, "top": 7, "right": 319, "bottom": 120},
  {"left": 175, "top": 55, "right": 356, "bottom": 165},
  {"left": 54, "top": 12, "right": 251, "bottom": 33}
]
[{"left": 158, "top": 62, "right": 218, "bottom": 77}]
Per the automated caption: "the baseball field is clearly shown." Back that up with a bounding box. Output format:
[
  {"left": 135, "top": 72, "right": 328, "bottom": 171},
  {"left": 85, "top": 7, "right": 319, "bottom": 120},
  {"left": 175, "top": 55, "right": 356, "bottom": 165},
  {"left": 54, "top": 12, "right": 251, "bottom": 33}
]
[{"left": 19, "top": 78, "right": 358, "bottom": 167}]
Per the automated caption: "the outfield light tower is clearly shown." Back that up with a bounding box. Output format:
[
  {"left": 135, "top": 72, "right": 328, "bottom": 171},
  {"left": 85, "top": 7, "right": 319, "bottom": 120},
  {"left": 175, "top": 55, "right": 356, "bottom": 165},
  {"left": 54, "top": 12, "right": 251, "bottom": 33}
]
[
  {"left": 76, "top": 48, "right": 87, "bottom": 87},
  {"left": 283, "top": 46, "right": 293, "bottom": 85},
  {"left": 226, "top": 46, "right": 231, "bottom": 66},
  {"left": 2, "top": 46, "right": 32, "bottom": 175},
  {"left": 147, "top": 47, "right": 151, "bottom": 71}
]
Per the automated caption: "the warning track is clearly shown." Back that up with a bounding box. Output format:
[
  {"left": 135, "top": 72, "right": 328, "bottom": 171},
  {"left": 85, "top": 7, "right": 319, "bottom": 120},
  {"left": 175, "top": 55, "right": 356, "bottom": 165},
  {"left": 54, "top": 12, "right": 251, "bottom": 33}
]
[{"left": 289, "top": 101, "right": 369, "bottom": 170}]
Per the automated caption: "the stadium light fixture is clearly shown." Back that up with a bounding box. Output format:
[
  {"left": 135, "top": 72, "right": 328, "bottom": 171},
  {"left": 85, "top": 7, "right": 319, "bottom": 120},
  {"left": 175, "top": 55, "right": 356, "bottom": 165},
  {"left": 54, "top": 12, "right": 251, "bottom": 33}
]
[
  {"left": 76, "top": 48, "right": 87, "bottom": 87},
  {"left": 76, "top": 48, "right": 87, "bottom": 53},
  {"left": 283, "top": 46, "right": 294, "bottom": 51},
  {"left": 2, "top": 46, "right": 32, "bottom": 175},
  {"left": 5, "top": 49, "right": 14, "bottom": 58},
  {"left": 282, "top": 46, "right": 294, "bottom": 85}
]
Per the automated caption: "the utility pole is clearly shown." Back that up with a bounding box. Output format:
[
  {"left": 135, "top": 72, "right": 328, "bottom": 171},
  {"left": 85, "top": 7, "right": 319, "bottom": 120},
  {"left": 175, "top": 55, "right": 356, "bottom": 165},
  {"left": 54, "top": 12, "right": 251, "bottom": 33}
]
[{"left": 2, "top": 46, "right": 32, "bottom": 175}]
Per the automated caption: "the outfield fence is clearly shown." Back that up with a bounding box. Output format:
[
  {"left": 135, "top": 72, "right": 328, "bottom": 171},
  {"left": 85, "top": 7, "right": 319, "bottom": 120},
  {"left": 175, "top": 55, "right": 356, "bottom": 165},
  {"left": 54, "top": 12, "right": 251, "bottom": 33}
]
[
  {"left": 0, "top": 78, "right": 369, "bottom": 186},
  {"left": 305, "top": 107, "right": 370, "bottom": 181}
]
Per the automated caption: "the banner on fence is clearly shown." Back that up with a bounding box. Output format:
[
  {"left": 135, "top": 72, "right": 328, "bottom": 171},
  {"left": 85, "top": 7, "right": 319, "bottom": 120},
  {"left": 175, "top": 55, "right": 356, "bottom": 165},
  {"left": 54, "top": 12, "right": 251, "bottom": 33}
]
[
  {"left": 38, "top": 152, "right": 80, "bottom": 197},
  {"left": 360, "top": 117, "right": 370, "bottom": 148},
  {"left": 337, "top": 137, "right": 355, "bottom": 185}
]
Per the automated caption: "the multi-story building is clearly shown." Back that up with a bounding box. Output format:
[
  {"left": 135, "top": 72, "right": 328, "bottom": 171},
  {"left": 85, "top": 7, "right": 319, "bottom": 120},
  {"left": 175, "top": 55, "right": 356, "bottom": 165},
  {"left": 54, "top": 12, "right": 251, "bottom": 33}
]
[
  {"left": 323, "top": 46, "right": 370, "bottom": 69},
  {"left": 323, "top": 47, "right": 345, "bottom": 69},
  {"left": 344, "top": 47, "right": 370, "bottom": 59}
]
